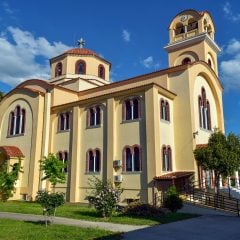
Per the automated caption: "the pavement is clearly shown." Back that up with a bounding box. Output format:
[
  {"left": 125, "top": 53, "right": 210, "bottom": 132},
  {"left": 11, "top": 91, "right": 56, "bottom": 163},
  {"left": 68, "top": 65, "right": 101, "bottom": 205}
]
[
  {"left": 0, "top": 212, "right": 148, "bottom": 233},
  {"left": 0, "top": 203, "right": 239, "bottom": 240},
  {"left": 123, "top": 215, "right": 240, "bottom": 240}
]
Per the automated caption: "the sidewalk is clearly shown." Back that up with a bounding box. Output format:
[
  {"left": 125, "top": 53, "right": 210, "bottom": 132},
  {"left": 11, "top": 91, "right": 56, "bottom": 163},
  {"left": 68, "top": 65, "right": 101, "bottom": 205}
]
[{"left": 0, "top": 212, "right": 149, "bottom": 232}]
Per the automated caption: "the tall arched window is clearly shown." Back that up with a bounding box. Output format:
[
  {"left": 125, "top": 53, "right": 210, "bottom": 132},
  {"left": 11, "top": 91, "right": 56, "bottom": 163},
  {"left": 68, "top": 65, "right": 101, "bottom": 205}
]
[
  {"left": 123, "top": 145, "right": 141, "bottom": 172},
  {"left": 8, "top": 106, "right": 26, "bottom": 136},
  {"left": 162, "top": 145, "right": 172, "bottom": 172},
  {"left": 55, "top": 62, "right": 62, "bottom": 77},
  {"left": 75, "top": 60, "right": 86, "bottom": 74},
  {"left": 58, "top": 151, "right": 68, "bottom": 173},
  {"left": 160, "top": 99, "right": 170, "bottom": 122},
  {"left": 98, "top": 64, "right": 105, "bottom": 79},
  {"left": 198, "top": 87, "right": 211, "bottom": 131},
  {"left": 123, "top": 97, "right": 140, "bottom": 121},
  {"left": 86, "top": 149, "right": 101, "bottom": 173},
  {"left": 58, "top": 112, "right": 70, "bottom": 131},
  {"left": 87, "top": 106, "right": 101, "bottom": 127}
]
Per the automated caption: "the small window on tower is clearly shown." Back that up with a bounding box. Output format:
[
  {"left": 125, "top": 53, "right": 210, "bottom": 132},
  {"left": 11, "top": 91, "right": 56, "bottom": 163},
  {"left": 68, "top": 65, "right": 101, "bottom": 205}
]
[
  {"left": 55, "top": 62, "right": 62, "bottom": 77},
  {"left": 75, "top": 60, "right": 86, "bottom": 74},
  {"left": 182, "top": 57, "right": 191, "bottom": 65},
  {"left": 98, "top": 65, "right": 105, "bottom": 79}
]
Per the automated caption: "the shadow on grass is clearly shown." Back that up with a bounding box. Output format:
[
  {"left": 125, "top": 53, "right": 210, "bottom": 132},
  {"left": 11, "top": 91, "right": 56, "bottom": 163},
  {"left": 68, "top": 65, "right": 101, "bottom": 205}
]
[
  {"left": 23, "top": 220, "right": 49, "bottom": 226},
  {"left": 93, "top": 232, "right": 123, "bottom": 240},
  {"left": 72, "top": 210, "right": 102, "bottom": 218}
]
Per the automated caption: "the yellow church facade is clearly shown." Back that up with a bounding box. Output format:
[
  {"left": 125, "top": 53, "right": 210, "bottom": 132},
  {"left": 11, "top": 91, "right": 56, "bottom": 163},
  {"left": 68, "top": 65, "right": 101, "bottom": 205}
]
[{"left": 0, "top": 10, "right": 224, "bottom": 204}]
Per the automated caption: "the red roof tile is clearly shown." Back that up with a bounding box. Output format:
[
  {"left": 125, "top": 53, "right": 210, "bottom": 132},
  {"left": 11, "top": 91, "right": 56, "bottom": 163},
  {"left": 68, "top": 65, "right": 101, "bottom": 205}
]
[
  {"left": 0, "top": 146, "right": 25, "bottom": 158},
  {"left": 196, "top": 144, "right": 208, "bottom": 149},
  {"left": 154, "top": 171, "right": 194, "bottom": 180},
  {"left": 64, "top": 48, "right": 98, "bottom": 57}
]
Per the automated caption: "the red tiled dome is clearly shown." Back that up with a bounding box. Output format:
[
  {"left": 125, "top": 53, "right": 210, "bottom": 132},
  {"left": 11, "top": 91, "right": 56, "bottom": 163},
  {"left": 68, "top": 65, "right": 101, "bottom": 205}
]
[{"left": 64, "top": 48, "right": 99, "bottom": 57}]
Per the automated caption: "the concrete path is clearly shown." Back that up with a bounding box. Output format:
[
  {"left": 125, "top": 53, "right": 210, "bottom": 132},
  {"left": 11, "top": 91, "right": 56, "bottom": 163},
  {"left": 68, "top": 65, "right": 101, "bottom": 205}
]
[
  {"left": 123, "top": 215, "right": 240, "bottom": 240},
  {"left": 0, "top": 212, "right": 148, "bottom": 232},
  {"left": 179, "top": 202, "right": 237, "bottom": 216}
]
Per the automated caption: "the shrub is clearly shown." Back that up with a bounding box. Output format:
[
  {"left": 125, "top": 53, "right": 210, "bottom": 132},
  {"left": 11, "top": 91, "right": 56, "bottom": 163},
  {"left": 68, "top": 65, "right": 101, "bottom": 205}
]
[
  {"left": 0, "top": 162, "right": 22, "bottom": 201},
  {"left": 124, "top": 202, "right": 165, "bottom": 217},
  {"left": 164, "top": 186, "right": 183, "bottom": 212},
  {"left": 88, "top": 177, "right": 123, "bottom": 218},
  {"left": 36, "top": 190, "right": 65, "bottom": 225}
]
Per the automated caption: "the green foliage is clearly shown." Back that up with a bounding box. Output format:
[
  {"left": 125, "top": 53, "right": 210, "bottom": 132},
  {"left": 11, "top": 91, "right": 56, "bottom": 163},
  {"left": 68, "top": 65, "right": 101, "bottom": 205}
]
[
  {"left": 88, "top": 177, "right": 123, "bottom": 218},
  {"left": 40, "top": 153, "right": 66, "bottom": 189},
  {"left": 194, "top": 131, "right": 240, "bottom": 184},
  {"left": 0, "top": 91, "right": 4, "bottom": 102},
  {"left": 164, "top": 186, "right": 183, "bottom": 213},
  {"left": 0, "top": 162, "right": 22, "bottom": 201},
  {"left": 123, "top": 202, "right": 165, "bottom": 217},
  {"left": 36, "top": 190, "right": 65, "bottom": 225}
]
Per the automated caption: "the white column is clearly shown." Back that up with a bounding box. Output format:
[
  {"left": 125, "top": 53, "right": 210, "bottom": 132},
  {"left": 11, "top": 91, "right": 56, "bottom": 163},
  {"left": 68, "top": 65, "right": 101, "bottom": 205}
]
[
  {"left": 132, "top": 155, "right": 134, "bottom": 172},
  {"left": 227, "top": 176, "right": 231, "bottom": 188},
  {"left": 19, "top": 114, "right": 23, "bottom": 134},
  {"left": 235, "top": 171, "right": 239, "bottom": 188},
  {"left": 219, "top": 175, "right": 223, "bottom": 188},
  {"left": 13, "top": 116, "right": 17, "bottom": 135}
]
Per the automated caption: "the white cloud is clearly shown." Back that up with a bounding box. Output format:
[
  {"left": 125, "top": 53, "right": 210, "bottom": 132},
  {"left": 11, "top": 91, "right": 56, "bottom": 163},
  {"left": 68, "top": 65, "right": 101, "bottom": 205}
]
[
  {"left": 0, "top": 26, "right": 71, "bottom": 87},
  {"left": 2, "top": 1, "right": 14, "bottom": 15},
  {"left": 220, "top": 39, "right": 240, "bottom": 91},
  {"left": 141, "top": 56, "right": 160, "bottom": 69},
  {"left": 223, "top": 2, "right": 240, "bottom": 22},
  {"left": 122, "top": 29, "right": 130, "bottom": 42}
]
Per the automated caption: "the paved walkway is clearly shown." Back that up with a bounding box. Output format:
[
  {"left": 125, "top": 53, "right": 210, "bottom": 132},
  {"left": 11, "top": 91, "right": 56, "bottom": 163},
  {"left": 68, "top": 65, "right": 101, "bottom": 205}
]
[
  {"left": 123, "top": 215, "right": 240, "bottom": 240},
  {"left": 0, "top": 212, "right": 148, "bottom": 232}
]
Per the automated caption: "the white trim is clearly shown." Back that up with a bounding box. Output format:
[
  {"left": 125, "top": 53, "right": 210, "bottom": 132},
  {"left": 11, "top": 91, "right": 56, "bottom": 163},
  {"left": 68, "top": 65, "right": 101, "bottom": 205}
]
[{"left": 164, "top": 33, "right": 221, "bottom": 53}]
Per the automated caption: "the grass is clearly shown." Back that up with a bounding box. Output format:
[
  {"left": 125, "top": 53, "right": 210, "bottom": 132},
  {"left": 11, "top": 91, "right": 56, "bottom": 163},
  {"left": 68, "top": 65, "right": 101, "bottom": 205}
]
[
  {"left": 0, "top": 218, "right": 122, "bottom": 240},
  {"left": 0, "top": 201, "right": 198, "bottom": 226}
]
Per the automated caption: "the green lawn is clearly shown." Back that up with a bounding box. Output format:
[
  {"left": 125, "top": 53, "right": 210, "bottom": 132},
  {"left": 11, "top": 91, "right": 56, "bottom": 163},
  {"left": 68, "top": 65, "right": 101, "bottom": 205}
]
[
  {"left": 0, "top": 218, "right": 121, "bottom": 240},
  {"left": 0, "top": 201, "right": 198, "bottom": 225}
]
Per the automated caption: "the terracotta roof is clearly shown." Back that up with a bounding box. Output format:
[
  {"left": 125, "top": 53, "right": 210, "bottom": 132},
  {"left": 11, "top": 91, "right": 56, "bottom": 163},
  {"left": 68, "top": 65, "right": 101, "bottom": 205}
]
[
  {"left": 64, "top": 48, "right": 99, "bottom": 57},
  {"left": 154, "top": 171, "right": 194, "bottom": 180},
  {"left": 0, "top": 146, "right": 25, "bottom": 158},
  {"left": 196, "top": 144, "right": 208, "bottom": 149}
]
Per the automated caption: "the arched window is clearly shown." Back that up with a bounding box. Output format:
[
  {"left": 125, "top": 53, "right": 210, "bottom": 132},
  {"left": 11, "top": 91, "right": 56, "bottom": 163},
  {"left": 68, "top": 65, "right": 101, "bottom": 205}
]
[
  {"left": 8, "top": 106, "right": 26, "bottom": 136},
  {"left": 160, "top": 99, "right": 170, "bottom": 122},
  {"left": 187, "top": 18, "right": 198, "bottom": 31},
  {"left": 75, "top": 60, "right": 86, "bottom": 74},
  {"left": 59, "top": 151, "right": 68, "bottom": 173},
  {"left": 162, "top": 145, "right": 172, "bottom": 172},
  {"left": 55, "top": 62, "right": 62, "bottom": 77},
  {"left": 175, "top": 23, "right": 185, "bottom": 35},
  {"left": 182, "top": 57, "right": 191, "bottom": 65},
  {"left": 208, "top": 59, "right": 212, "bottom": 68},
  {"left": 123, "top": 97, "right": 140, "bottom": 121},
  {"left": 98, "top": 65, "right": 105, "bottom": 79},
  {"left": 87, "top": 106, "right": 101, "bottom": 127},
  {"left": 123, "top": 145, "right": 141, "bottom": 172},
  {"left": 86, "top": 149, "right": 101, "bottom": 173},
  {"left": 58, "top": 112, "right": 70, "bottom": 131},
  {"left": 198, "top": 87, "right": 211, "bottom": 131}
]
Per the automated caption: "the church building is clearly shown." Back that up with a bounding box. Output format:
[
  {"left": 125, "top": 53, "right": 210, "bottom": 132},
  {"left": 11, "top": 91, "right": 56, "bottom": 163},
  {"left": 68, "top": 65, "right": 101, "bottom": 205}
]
[{"left": 0, "top": 10, "right": 225, "bottom": 203}]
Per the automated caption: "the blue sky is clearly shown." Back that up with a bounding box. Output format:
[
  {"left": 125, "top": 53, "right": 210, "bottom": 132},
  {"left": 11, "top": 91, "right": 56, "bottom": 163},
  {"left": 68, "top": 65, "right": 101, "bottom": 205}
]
[{"left": 0, "top": 0, "right": 240, "bottom": 134}]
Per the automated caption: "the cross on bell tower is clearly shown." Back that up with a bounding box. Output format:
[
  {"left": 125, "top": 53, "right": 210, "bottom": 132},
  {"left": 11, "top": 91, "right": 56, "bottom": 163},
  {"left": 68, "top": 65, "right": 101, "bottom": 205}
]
[{"left": 77, "top": 38, "right": 85, "bottom": 49}]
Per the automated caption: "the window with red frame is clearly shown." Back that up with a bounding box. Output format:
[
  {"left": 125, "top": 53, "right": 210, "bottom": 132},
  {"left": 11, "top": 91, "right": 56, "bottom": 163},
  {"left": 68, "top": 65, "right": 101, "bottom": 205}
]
[
  {"left": 123, "top": 146, "right": 141, "bottom": 172},
  {"left": 123, "top": 97, "right": 140, "bottom": 121},
  {"left": 86, "top": 149, "right": 101, "bottom": 173},
  {"left": 58, "top": 151, "right": 68, "bottom": 173},
  {"left": 162, "top": 146, "right": 172, "bottom": 171},
  {"left": 58, "top": 112, "right": 70, "bottom": 131}
]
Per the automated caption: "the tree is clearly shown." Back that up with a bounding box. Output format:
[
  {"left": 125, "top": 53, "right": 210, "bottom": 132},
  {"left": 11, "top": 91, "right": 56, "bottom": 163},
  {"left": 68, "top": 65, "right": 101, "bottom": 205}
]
[
  {"left": 194, "top": 130, "right": 240, "bottom": 191},
  {"left": 0, "top": 162, "right": 22, "bottom": 201},
  {"left": 36, "top": 190, "right": 65, "bottom": 226},
  {"left": 88, "top": 177, "right": 123, "bottom": 218},
  {"left": 0, "top": 91, "right": 4, "bottom": 102},
  {"left": 40, "top": 153, "right": 66, "bottom": 192}
]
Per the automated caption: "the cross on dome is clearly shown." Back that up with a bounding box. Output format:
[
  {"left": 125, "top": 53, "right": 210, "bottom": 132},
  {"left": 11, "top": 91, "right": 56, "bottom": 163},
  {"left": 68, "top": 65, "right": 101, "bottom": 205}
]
[{"left": 77, "top": 38, "right": 85, "bottom": 48}]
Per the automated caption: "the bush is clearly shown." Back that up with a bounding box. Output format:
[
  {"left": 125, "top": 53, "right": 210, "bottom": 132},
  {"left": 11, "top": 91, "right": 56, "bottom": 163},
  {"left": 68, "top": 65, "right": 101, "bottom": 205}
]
[
  {"left": 164, "top": 186, "right": 183, "bottom": 212},
  {"left": 36, "top": 190, "right": 65, "bottom": 225},
  {"left": 88, "top": 177, "right": 123, "bottom": 218},
  {"left": 124, "top": 202, "right": 165, "bottom": 217}
]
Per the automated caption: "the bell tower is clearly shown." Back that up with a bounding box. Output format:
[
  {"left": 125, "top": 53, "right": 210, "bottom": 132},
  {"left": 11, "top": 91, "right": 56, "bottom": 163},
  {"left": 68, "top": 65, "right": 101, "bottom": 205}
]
[{"left": 164, "top": 10, "right": 221, "bottom": 75}]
